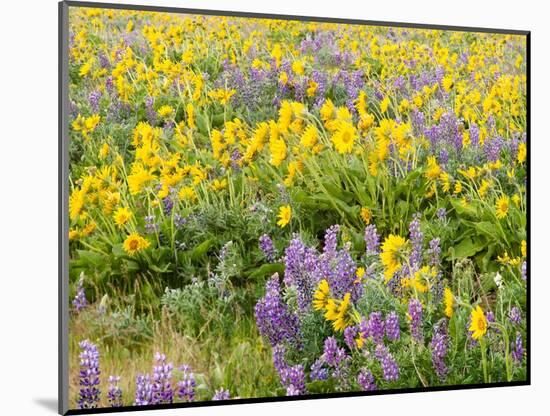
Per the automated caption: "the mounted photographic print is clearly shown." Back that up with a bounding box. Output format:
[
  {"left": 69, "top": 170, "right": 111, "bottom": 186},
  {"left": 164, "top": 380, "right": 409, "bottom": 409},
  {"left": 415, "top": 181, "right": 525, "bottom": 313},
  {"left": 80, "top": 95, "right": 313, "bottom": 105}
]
[{"left": 59, "top": 1, "right": 530, "bottom": 414}]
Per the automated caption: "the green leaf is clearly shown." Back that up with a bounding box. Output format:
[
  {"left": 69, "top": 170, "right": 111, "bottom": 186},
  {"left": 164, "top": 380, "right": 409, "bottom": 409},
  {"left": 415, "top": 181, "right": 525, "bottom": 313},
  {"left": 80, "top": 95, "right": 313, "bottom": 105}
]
[
  {"left": 76, "top": 249, "right": 105, "bottom": 267},
  {"left": 449, "top": 237, "right": 485, "bottom": 259},
  {"left": 111, "top": 244, "right": 126, "bottom": 258},
  {"left": 190, "top": 238, "right": 216, "bottom": 260},
  {"left": 246, "top": 263, "right": 284, "bottom": 280}
]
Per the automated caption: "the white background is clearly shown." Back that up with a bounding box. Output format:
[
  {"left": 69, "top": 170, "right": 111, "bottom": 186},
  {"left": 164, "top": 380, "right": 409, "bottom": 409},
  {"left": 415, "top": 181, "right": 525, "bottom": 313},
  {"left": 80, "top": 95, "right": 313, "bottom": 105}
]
[{"left": 0, "top": 0, "right": 547, "bottom": 414}]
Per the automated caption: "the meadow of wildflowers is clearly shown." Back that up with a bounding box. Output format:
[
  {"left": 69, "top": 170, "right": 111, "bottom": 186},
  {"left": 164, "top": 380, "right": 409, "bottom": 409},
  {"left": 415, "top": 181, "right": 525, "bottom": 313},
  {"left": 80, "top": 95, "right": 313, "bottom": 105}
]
[{"left": 66, "top": 5, "right": 528, "bottom": 410}]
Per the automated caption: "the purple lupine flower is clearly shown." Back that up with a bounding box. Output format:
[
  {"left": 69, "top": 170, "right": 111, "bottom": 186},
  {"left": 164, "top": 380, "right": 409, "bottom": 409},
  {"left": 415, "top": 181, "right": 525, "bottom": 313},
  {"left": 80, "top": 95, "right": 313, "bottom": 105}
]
[
  {"left": 134, "top": 374, "right": 152, "bottom": 406},
  {"left": 230, "top": 149, "right": 242, "bottom": 171},
  {"left": 509, "top": 307, "right": 522, "bottom": 326},
  {"left": 255, "top": 274, "right": 301, "bottom": 347},
  {"left": 145, "top": 96, "right": 157, "bottom": 123},
  {"left": 409, "top": 213, "right": 423, "bottom": 268},
  {"left": 367, "top": 312, "right": 385, "bottom": 344},
  {"left": 344, "top": 325, "right": 359, "bottom": 350},
  {"left": 428, "top": 238, "right": 441, "bottom": 268},
  {"left": 408, "top": 298, "right": 423, "bottom": 343},
  {"left": 484, "top": 136, "right": 505, "bottom": 163},
  {"left": 521, "top": 261, "right": 527, "bottom": 281},
  {"left": 469, "top": 123, "right": 480, "bottom": 148},
  {"left": 486, "top": 310, "right": 495, "bottom": 324},
  {"left": 430, "top": 320, "right": 449, "bottom": 380},
  {"left": 88, "top": 90, "right": 102, "bottom": 113},
  {"left": 162, "top": 196, "right": 174, "bottom": 216},
  {"left": 145, "top": 215, "right": 159, "bottom": 234},
  {"left": 98, "top": 52, "right": 110, "bottom": 69},
  {"left": 322, "top": 337, "right": 346, "bottom": 368},
  {"left": 283, "top": 365, "right": 306, "bottom": 396},
  {"left": 411, "top": 109, "right": 425, "bottom": 136},
  {"left": 333, "top": 245, "right": 361, "bottom": 302},
  {"left": 151, "top": 353, "right": 174, "bottom": 404},
  {"left": 72, "top": 275, "right": 88, "bottom": 312},
  {"left": 177, "top": 365, "right": 196, "bottom": 403},
  {"left": 323, "top": 224, "right": 340, "bottom": 259},
  {"left": 357, "top": 368, "right": 377, "bottom": 391},
  {"left": 173, "top": 213, "right": 187, "bottom": 229},
  {"left": 105, "top": 76, "right": 114, "bottom": 94},
  {"left": 310, "top": 358, "right": 328, "bottom": 381},
  {"left": 385, "top": 311, "right": 400, "bottom": 341},
  {"left": 321, "top": 337, "right": 350, "bottom": 388},
  {"left": 364, "top": 224, "right": 380, "bottom": 255},
  {"left": 374, "top": 344, "right": 400, "bottom": 381},
  {"left": 436, "top": 207, "right": 447, "bottom": 220},
  {"left": 272, "top": 344, "right": 288, "bottom": 382},
  {"left": 78, "top": 340, "right": 101, "bottom": 409},
  {"left": 511, "top": 333, "right": 524, "bottom": 363},
  {"left": 212, "top": 388, "right": 230, "bottom": 401},
  {"left": 283, "top": 236, "right": 315, "bottom": 310},
  {"left": 259, "top": 234, "right": 276, "bottom": 262},
  {"left": 107, "top": 376, "right": 123, "bottom": 407}
]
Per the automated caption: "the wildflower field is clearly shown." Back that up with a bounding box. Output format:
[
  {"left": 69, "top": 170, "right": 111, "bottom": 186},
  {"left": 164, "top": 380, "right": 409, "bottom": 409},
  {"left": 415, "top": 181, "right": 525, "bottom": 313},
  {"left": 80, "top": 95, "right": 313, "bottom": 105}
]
[{"left": 67, "top": 6, "right": 528, "bottom": 410}]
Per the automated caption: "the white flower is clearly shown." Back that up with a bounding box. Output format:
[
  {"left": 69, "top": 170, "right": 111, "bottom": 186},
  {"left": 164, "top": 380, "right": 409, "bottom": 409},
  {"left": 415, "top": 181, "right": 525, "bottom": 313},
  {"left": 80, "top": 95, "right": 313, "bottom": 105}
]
[{"left": 494, "top": 272, "right": 503, "bottom": 289}]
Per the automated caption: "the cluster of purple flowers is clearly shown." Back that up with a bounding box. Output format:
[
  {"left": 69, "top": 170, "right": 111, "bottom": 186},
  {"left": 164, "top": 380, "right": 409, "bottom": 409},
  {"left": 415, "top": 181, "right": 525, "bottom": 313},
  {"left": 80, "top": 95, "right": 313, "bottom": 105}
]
[
  {"left": 134, "top": 374, "right": 153, "bottom": 406},
  {"left": 321, "top": 337, "right": 350, "bottom": 387},
  {"left": 310, "top": 358, "right": 328, "bottom": 381},
  {"left": 361, "top": 312, "right": 385, "bottom": 344},
  {"left": 409, "top": 213, "right": 424, "bottom": 269},
  {"left": 144, "top": 215, "right": 159, "bottom": 234},
  {"left": 385, "top": 312, "right": 401, "bottom": 341},
  {"left": 408, "top": 298, "right": 424, "bottom": 343},
  {"left": 271, "top": 344, "right": 307, "bottom": 396},
  {"left": 374, "top": 344, "right": 400, "bottom": 381},
  {"left": 212, "top": 388, "right": 230, "bottom": 401},
  {"left": 73, "top": 275, "right": 88, "bottom": 313},
  {"left": 78, "top": 340, "right": 101, "bottom": 409},
  {"left": 511, "top": 333, "right": 524, "bottom": 363},
  {"left": 509, "top": 306, "right": 522, "bottom": 326},
  {"left": 151, "top": 353, "right": 174, "bottom": 404},
  {"left": 364, "top": 224, "right": 380, "bottom": 255},
  {"left": 107, "top": 376, "right": 123, "bottom": 407},
  {"left": 177, "top": 365, "right": 196, "bottom": 403},
  {"left": 357, "top": 368, "right": 377, "bottom": 391},
  {"left": 254, "top": 274, "right": 301, "bottom": 347},
  {"left": 283, "top": 236, "right": 315, "bottom": 310},
  {"left": 430, "top": 320, "right": 449, "bottom": 380},
  {"left": 259, "top": 234, "right": 277, "bottom": 262},
  {"left": 88, "top": 90, "right": 102, "bottom": 113}
]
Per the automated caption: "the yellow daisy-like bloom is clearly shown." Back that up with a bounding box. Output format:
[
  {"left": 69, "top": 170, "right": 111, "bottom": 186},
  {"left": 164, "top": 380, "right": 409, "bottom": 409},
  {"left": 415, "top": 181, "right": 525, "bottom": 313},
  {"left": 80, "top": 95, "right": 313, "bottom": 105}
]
[
  {"left": 380, "top": 96, "right": 390, "bottom": 113},
  {"left": 425, "top": 156, "right": 442, "bottom": 180},
  {"left": 331, "top": 121, "right": 357, "bottom": 154},
  {"left": 517, "top": 142, "right": 526, "bottom": 164},
  {"left": 521, "top": 240, "right": 527, "bottom": 258},
  {"left": 444, "top": 287, "right": 454, "bottom": 318},
  {"left": 211, "top": 178, "right": 228, "bottom": 191},
  {"left": 123, "top": 233, "right": 150, "bottom": 256},
  {"left": 179, "top": 186, "right": 197, "bottom": 203},
  {"left": 380, "top": 235, "right": 408, "bottom": 282},
  {"left": 313, "top": 279, "right": 330, "bottom": 311},
  {"left": 113, "top": 206, "right": 132, "bottom": 226},
  {"left": 300, "top": 125, "right": 318, "bottom": 148},
  {"left": 360, "top": 207, "right": 372, "bottom": 224},
  {"left": 355, "top": 267, "right": 366, "bottom": 283},
  {"left": 495, "top": 195, "right": 510, "bottom": 219},
  {"left": 469, "top": 305, "right": 488, "bottom": 340},
  {"left": 69, "top": 229, "right": 79, "bottom": 241},
  {"left": 324, "top": 293, "right": 353, "bottom": 332},
  {"left": 277, "top": 205, "right": 292, "bottom": 228},
  {"left": 157, "top": 105, "right": 174, "bottom": 118}
]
